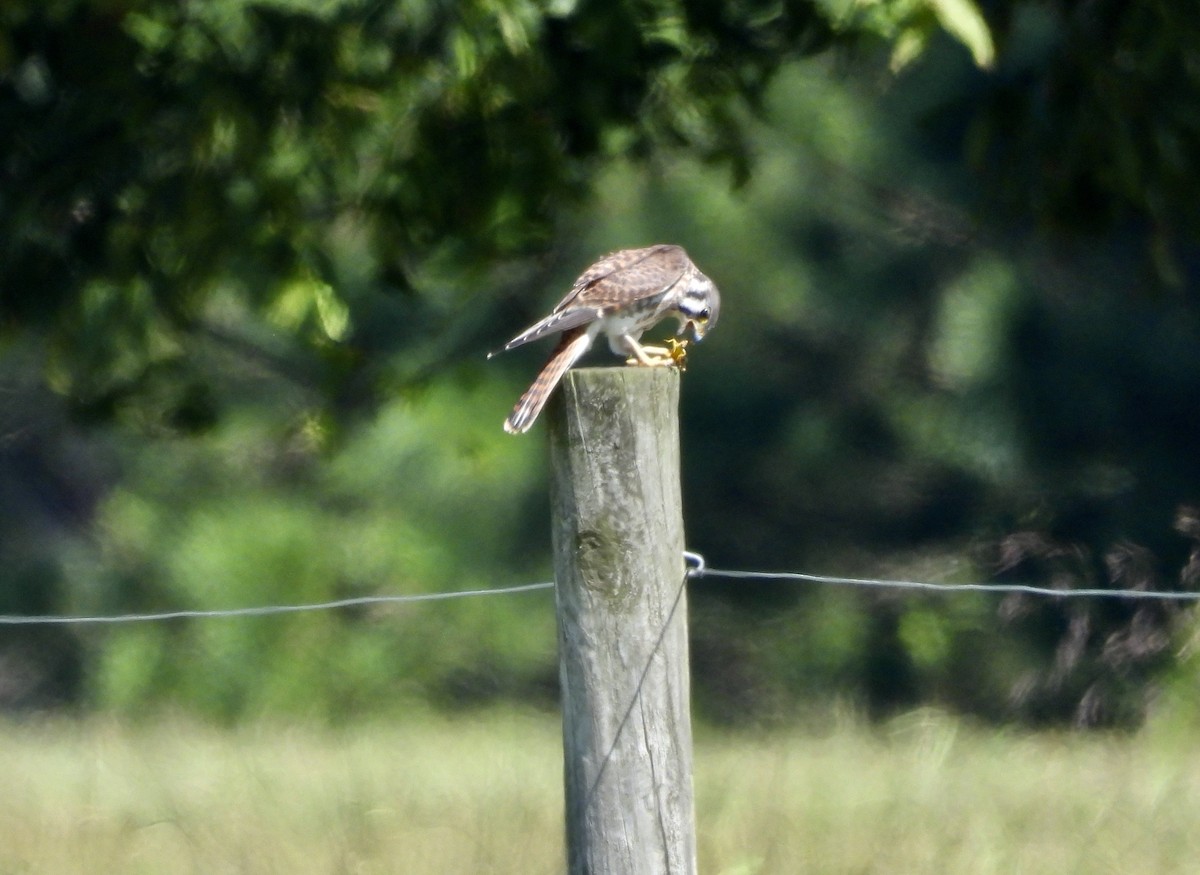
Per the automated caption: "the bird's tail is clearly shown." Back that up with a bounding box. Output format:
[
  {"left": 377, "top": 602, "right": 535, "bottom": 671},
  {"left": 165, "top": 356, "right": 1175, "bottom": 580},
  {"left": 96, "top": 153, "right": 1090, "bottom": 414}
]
[{"left": 504, "top": 330, "right": 592, "bottom": 434}]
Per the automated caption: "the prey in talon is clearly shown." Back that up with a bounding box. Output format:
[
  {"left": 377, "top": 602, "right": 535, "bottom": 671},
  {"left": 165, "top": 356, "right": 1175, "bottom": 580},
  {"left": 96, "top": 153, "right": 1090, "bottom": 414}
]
[{"left": 667, "top": 337, "right": 689, "bottom": 370}]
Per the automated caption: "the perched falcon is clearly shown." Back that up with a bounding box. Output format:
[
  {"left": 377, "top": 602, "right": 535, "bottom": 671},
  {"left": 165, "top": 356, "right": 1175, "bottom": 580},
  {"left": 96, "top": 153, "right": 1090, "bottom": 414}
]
[{"left": 491, "top": 244, "right": 720, "bottom": 434}]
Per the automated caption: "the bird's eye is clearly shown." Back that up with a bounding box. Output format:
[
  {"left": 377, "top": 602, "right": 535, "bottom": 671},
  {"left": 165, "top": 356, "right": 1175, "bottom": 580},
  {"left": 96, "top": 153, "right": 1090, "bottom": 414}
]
[{"left": 697, "top": 308, "right": 711, "bottom": 322}]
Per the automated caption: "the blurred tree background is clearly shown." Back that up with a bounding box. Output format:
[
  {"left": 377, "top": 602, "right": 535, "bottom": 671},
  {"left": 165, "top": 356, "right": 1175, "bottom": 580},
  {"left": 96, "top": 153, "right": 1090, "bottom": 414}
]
[{"left": 2, "top": 0, "right": 1200, "bottom": 728}]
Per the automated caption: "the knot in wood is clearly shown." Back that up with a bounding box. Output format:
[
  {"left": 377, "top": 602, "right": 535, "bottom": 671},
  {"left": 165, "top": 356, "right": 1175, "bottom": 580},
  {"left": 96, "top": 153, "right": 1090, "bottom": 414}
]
[{"left": 575, "top": 527, "right": 635, "bottom": 605}]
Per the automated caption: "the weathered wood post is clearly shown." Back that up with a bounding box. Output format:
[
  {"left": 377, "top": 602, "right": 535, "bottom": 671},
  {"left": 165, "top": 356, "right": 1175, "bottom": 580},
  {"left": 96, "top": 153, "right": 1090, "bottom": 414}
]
[{"left": 549, "top": 367, "right": 697, "bottom": 875}]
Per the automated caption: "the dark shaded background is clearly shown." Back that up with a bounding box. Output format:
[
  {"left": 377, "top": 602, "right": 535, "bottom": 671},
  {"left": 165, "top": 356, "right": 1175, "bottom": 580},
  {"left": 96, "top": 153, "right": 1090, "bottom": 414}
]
[{"left": 2, "top": 0, "right": 1200, "bottom": 729}]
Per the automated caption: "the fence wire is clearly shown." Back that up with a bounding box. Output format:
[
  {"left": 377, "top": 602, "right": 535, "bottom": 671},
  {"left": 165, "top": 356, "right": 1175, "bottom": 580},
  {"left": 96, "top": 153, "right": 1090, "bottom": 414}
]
[
  {"left": 0, "top": 583, "right": 554, "bottom": 626},
  {"left": 695, "top": 567, "right": 1200, "bottom": 601},
  {"left": 2, "top": 553, "right": 1198, "bottom": 626}
]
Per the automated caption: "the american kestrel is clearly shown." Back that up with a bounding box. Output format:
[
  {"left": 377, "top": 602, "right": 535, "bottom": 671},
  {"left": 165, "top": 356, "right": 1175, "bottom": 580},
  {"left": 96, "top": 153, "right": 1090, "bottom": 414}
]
[{"left": 491, "top": 244, "right": 720, "bottom": 434}]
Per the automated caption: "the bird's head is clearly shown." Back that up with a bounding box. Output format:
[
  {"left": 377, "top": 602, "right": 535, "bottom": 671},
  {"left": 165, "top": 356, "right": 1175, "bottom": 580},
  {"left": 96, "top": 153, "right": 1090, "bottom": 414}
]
[{"left": 678, "top": 273, "right": 720, "bottom": 341}]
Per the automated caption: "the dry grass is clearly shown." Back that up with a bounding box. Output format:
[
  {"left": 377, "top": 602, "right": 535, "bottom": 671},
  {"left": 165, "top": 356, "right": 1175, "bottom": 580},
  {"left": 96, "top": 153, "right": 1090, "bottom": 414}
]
[{"left": 1, "top": 710, "right": 1197, "bottom": 874}]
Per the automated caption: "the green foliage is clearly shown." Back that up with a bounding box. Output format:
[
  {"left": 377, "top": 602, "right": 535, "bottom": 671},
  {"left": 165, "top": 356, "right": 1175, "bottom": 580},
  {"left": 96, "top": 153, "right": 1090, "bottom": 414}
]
[
  {"left": 85, "top": 383, "right": 553, "bottom": 721},
  {"left": 819, "top": 0, "right": 994, "bottom": 69},
  {"left": 0, "top": 0, "right": 855, "bottom": 416},
  {"left": 4, "top": 0, "right": 1200, "bottom": 729}
]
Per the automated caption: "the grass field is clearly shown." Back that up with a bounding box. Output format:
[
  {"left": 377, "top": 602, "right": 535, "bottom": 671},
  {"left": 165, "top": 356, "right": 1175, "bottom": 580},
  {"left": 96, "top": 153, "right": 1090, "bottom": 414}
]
[{"left": 1, "top": 710, "right": 1197, "bottom": 874}]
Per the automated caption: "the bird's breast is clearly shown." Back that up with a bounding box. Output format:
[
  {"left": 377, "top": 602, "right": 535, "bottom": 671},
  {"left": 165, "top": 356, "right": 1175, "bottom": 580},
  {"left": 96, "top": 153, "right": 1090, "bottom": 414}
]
[{"left": 596, "top": 298, "right": 670, "bottom": 340}]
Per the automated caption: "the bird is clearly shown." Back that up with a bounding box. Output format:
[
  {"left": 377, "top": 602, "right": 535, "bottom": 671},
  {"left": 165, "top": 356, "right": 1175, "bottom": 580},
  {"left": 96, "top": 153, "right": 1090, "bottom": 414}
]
[{"left": 490, "top": 244, "right": 720, "bottom": 434}]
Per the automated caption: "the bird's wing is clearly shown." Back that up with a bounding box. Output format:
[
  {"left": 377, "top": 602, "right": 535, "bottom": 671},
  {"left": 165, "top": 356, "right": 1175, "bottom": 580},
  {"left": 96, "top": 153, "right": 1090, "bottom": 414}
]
[
  {"left": 499, "top": 305, "right": 604, "bottom": 352},
  {"left": 558, "top": 244, "right": 688, "bottom": 312}
]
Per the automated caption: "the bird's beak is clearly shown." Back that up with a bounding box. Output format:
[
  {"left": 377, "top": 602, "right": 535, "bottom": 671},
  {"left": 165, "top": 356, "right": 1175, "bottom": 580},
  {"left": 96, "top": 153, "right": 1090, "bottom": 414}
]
[{"left": 686, "top": 317, "right": 709, "bottom": 341}]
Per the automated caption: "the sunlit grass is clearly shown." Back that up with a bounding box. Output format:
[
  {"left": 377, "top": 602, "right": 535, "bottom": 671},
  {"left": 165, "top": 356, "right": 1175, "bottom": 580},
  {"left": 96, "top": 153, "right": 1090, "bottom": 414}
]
[{"left": 1, "top": 710, "right": 1197, "bottom": 874}]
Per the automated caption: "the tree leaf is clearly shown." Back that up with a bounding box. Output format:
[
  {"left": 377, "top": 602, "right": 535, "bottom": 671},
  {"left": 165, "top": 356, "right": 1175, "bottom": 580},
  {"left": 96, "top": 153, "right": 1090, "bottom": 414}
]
[{"left": 928, "top": 0, "right": 994, "bottom": 68}]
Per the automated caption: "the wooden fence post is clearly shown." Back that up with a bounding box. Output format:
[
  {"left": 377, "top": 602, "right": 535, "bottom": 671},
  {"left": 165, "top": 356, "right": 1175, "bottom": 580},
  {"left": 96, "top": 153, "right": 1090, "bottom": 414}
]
[{"left": 549, "top": 367, "right": 697, "bottom": 875}]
